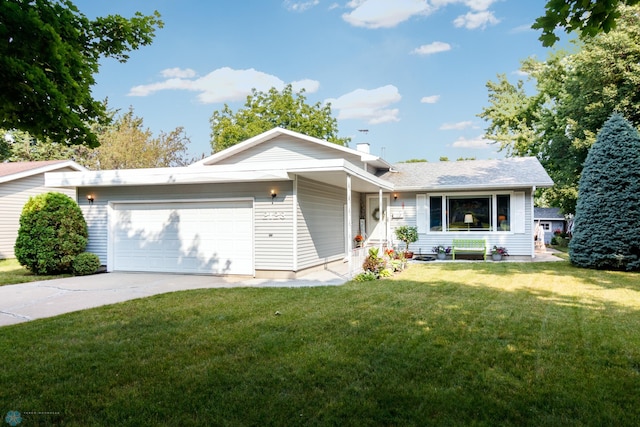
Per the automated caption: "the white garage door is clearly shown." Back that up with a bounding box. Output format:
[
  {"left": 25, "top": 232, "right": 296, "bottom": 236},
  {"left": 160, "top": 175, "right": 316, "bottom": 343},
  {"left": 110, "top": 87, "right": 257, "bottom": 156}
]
[{"left": 111, "top": 200, "right": 253, "bottom": 275}]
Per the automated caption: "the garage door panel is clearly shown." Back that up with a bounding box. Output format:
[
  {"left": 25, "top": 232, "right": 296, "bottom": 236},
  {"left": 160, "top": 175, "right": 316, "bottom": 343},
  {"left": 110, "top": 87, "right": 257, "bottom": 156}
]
[{"left": 112, "top": 201, "right": 253, "bottom": 275}]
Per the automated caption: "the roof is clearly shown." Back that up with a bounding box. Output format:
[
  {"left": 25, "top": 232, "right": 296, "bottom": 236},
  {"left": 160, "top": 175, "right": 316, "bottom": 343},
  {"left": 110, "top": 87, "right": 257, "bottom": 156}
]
[
  {"left": 0, "top": 160, "right": 87, "bottom": 184},
  {"left": 379, "top": 157, "right": 554, "bottom": 191},
  {"left": 191, "top": 127, "right": 393, "bottom": 170},
  {"left": 534, "top": 207, "right": 565, "bottom": 220}
]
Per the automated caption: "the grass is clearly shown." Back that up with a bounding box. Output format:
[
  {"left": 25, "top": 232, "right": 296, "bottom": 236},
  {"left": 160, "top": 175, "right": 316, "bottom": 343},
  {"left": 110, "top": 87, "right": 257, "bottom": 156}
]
[
  {"left": 1, "top": 261, "right": 639, "bottom": 425},
  {"left": 0, "top": 258, "right": 68, "bottom": 286}
]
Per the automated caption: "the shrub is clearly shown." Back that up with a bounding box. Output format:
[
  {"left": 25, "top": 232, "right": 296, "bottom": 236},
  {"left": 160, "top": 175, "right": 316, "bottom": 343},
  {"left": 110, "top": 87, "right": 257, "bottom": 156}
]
[
  {"left": 362, "top": 247, "right": 385, "bottom": 275},
  {"left": 570, "top": 113, "right": 640, "bottom": 270},
  {"left": 353, "top": 271, "right": 377, "bottom": 282},
  {"left": 394, "top": 226, "right": 418, "bottom": 251},
  {"left": 72, "top": 252, "right": 101, "bottom": 276},
  {"left": 14, "top": 192, "right": 88, "bottom": 274}
]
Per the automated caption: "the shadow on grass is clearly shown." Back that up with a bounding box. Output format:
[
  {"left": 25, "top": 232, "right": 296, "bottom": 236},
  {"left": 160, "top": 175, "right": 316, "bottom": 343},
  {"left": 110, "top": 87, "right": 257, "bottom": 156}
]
[{"left": 0, "top": 273, "right": 639, "bottom": 425}]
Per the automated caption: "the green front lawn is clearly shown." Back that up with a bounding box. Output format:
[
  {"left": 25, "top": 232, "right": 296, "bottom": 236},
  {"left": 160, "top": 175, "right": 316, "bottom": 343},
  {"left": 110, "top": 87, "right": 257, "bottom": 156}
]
[
  {"left": 0, "top": 258, "right": 68, "bottom": 286},
  {"left": 1, "top": 261, "right": 639, "bottom": 425}
]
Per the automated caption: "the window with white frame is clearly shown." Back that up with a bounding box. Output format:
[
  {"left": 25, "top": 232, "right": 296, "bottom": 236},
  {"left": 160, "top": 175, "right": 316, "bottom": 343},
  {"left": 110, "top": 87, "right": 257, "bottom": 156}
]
[{"left": 418, "top": 192, "right": 523, "bottom": 233}]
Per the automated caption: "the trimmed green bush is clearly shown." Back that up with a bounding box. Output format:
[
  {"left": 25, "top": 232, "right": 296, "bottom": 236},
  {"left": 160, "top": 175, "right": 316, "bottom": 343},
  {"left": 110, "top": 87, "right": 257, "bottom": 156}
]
[
  {"left": 72, "top": 252, "right": 101, "bottom": 276},
  {"left": 570, "top": 113, "right": 640, "bottom": 270},
  {"left": 14, "top": 192, "right": 88, "bottom": 274}
]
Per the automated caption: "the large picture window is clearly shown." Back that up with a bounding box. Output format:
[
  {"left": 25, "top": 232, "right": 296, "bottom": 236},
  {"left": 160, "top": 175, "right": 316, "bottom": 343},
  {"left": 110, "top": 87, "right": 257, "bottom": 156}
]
[
  {"left": 448, "top": 196, "right": 491, "bottom": 231},
  {"left": 424, "top": 193, "right": 514, "bottom": 232}
]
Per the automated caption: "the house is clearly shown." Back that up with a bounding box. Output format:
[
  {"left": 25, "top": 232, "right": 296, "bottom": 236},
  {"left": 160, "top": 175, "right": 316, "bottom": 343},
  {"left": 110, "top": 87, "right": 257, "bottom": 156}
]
[
  {"left": 534, "top": 207, "right": 567, "bottom": 244},
  {"left": 45, "top": 128, "right": 553, "bottom": 277},
  {"left": 0, "top": 160, "right": 88, "bottom": 259}
]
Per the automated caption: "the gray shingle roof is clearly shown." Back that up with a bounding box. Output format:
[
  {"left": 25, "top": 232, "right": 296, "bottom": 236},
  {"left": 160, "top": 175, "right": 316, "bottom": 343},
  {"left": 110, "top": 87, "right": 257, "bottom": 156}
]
[
  {"left": 534, "top": 207, "right": 564, "bottom": 220},
  {"left": 378, "top": 157, "right": 553, "bottom": 190}
]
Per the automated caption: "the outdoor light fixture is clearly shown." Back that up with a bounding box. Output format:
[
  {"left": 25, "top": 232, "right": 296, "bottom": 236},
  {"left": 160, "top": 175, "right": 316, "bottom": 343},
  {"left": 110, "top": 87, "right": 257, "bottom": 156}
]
[
  {"left": 87, "top": 194, "right": 95, "bottom": 205},
  {"left": 271, "top": 189, "right": 277, "bottom": 199},
  {"left": 464, "top": 213, "right": 473, "bottom": 231},
  {"left": 393, "top": 193, "right": 398, "bottom": 200}
]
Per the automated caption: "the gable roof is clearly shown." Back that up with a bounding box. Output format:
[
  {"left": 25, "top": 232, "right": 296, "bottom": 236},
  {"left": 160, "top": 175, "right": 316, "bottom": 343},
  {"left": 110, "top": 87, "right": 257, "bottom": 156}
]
[
  {"left": 190, "top": 127, "right": 392, "bottom": 170},
  {"left": 380, "top": 157, "right": 554, "bottom": 191},
  {"left": 0, "top": 160, "right": 87, "bottom": 184},
  {"left": 534, "top": 207, "right": 565, "bottom": 220}
]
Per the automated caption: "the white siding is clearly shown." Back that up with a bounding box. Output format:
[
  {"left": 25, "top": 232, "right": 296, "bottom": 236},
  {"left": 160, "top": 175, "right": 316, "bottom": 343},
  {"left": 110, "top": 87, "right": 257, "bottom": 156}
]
[
  {"left": 390, "top": 190, "right": 535, "bottom": 257},
  {"left": 77, "top": 182, "right": 294, "bottom": 272},
  {"left": 296, "top": 177, "right": 346, "bottom": 269},
  {"left": 215, "top": 136, "right": 366, "bottom": 169},
  {"left": 0, "top": 171, "right": 76, "bottom": 259}
]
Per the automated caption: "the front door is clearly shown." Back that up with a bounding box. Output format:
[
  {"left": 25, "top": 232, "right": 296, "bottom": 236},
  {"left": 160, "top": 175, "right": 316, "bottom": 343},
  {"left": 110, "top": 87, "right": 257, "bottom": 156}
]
[{"left": 366, "top": 195, "right": 389, "bottom": 242}]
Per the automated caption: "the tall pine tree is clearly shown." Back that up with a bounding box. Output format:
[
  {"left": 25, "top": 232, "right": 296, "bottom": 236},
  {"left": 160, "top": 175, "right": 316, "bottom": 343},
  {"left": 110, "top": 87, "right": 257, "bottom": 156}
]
[{"left": 570, "top": 113, "right": 640, "bottom": 270}]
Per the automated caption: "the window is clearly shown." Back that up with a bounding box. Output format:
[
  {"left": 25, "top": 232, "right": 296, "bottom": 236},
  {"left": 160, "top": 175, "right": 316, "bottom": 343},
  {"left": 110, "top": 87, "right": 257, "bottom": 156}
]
[
  {"left": 447, "top": 196, "right": 491, "bottom": 231},
  {"left": 429, "top": 196, "right": 442, "bottom": 231},
  {"left": 497, "top": 195, "right": 510, "bottom": 231},
  {"left": 423, "top": 193, "right": 515, "bottom": 233}
]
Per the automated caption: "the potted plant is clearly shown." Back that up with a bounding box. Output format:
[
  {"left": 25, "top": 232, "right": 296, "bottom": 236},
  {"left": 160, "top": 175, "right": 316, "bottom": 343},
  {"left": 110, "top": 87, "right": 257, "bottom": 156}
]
[
  {"left": 491, "top": 245, "right": 509, "bottom": 261},
  {"left": 432, "top": 245, "right": 451, "bottom": 260},
  {"left": 354, "top": 234, "right": 363, "bottom": 248},
  {"left": 394, "top": 226, "right": 418, "bottom": 259}
]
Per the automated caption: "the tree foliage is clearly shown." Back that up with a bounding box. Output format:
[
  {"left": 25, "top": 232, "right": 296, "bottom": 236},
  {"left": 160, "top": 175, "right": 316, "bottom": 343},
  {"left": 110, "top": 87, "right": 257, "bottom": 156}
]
[
  {"left": 569, "top": 114, "right": 640, "bottom": 271},
  {"left": 85, "top": 107, "right": 192, "bottom": 169},
  {"left": 0, "top": 0, "right": 163, "bottom": 147},
  {"left": 210, "top": 84, "right": 350, "bottom": 152},
  {"left": 480, "top": 5, "right": 640, "bottom": 213},
  {"left": 15, "top": 192, "right": 88, "bottom": 274},
  {"left": 2, "top": 106, "right": 194, "bottom": 168},
  {"left": 534, "top": 0, "right": 640, "bottom": 46}
]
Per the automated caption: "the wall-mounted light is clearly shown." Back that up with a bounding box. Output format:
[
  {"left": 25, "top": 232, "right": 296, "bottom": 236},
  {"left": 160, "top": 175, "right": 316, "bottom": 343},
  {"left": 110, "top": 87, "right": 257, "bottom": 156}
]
[
  {"left": 393, "top": 193, "right": 398, "bottom": 200},
  {"left": 87, "top": 194, "right": 95, "bottom": 205},
  {"left": 271, "top": 189, "right": 277, "bottom": 199}
]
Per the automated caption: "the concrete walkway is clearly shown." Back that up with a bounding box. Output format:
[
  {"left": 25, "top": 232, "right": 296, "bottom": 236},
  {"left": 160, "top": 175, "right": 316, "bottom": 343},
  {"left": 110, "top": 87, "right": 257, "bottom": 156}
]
[{"left": 0, "top": 267, "right": 350, "bottom": 327}]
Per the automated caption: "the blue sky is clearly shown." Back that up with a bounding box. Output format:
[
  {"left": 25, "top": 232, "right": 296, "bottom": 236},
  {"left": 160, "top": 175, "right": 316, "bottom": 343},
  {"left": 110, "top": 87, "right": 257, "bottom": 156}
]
[{"left": 76, "top": 0, "right": 560, "bottom": 163}]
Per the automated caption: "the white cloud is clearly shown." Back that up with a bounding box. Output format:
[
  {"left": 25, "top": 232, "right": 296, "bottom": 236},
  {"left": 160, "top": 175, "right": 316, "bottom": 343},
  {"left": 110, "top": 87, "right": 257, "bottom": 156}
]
[
  {"left": 342, "top": 0, "right": 432, "bottom": 29},
  {"left": 160, "top": 68, "right": 197, "bottom": 79},
  {"left": 411, "top": 41, "right": 451, "bottom": 55},
  {"left": 283, "top": 0, "right": 320, "bottom": 12},
  {"left": 453, "top": 10, "right": 499, "bottom": 29},
  {"left": 440, "top": 121, "right": 473, "bottom": 130},
  {"left": 421, "top": 95, "right": 440, "bottom": 104},
  {"left": 128, "top": 67, "right": 320, "bottom": 103},
  {"left": 326, "top": 85, "right": 401, "bottom": 124},
  {"left": 451, "top": 135, "right": 492, "bottom": 149},
  {"left": 342, "top": 0, "right": 499, "bottom": 30}
]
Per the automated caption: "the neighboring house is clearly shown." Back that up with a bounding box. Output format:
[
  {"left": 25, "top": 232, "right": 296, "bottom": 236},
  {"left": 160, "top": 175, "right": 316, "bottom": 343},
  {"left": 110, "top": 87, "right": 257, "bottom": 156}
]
[
  {"left": 534, "top": 207, "right": 566, "bottom": 244},
  {"left": 0, "top": 160, "right": 87, "bottom": 259},
  {"left": 46, "top": 128, "right": 553, "bottom": 277}
]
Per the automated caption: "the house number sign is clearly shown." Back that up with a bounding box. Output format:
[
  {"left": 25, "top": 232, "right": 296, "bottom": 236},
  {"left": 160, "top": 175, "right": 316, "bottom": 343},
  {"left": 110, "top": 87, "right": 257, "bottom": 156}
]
[{"left": 263, "top": 211, "right": 286, "bottom": 220}]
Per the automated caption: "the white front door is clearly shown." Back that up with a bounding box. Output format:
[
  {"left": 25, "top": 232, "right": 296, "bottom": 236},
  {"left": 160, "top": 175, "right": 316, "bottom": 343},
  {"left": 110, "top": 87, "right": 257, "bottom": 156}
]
[{"left": 366, "top": 195, "right": 389, "bottom": 242}]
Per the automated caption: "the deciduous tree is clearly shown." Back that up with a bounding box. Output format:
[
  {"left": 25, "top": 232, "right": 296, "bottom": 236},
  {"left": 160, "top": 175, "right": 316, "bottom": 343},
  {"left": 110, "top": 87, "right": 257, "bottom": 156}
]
[
  {"left": 534, "top": 0, "right": 640, "bottom": 46},
  {"left": 0, "top": 0, "right": 163, "bottom": 147},
  {"left": 210, "top": 84, "right": 349, "bottom": 152},
  {"left": 480, "top": 5, "right": 640, "bottom": 213}
]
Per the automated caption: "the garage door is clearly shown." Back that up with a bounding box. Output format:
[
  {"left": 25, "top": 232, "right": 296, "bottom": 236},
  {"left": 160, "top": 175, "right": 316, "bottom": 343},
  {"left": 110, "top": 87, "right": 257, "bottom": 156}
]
[{"left": 111, "top": 200, "right": 253, "bottom": 275}]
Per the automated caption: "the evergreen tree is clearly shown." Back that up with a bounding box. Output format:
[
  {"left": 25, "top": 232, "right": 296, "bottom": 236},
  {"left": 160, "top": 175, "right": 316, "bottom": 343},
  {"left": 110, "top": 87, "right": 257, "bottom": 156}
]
[{"left": 569, "top": 113, "right": 640, "bottom": 270}]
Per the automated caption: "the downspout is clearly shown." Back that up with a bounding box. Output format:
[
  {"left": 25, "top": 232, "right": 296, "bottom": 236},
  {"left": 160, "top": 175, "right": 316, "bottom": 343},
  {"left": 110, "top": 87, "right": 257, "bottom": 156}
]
[
  {"left": 292, "top": 176, "right": 298, "bottom": 271},
  {"left": 531, "top": 185, "right": 536, "bottom": 259},
  {"left": 346, "top": 174, "right": 352, "bottom": 277},
  {"left": 379, "top": 188, "right": 383, "bottom": 253}
]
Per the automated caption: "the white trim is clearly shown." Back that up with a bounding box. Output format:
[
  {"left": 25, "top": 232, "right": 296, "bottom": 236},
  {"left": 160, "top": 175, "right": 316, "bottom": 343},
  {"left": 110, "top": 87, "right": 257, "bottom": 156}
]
[
  {"left": 1, "top": 160, "right": 87, "bottom": 184},
  {"left": 416, "top": 194, "right": 427, "bottom": 234},
  {"left": 292, "top": 177, "right": 298, "bottom": 272},
  {"left": 107, "top": 197, "right": 255, "bottom": 274},
  {"left": 423, "top": 191, "right": 518, "bottom": 234}
]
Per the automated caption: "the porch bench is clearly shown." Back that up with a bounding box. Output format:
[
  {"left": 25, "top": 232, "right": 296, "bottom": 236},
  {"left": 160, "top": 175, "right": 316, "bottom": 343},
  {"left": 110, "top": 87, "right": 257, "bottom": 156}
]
[{"left": 451, "top": 239, "right": 487, "bottom": 260}]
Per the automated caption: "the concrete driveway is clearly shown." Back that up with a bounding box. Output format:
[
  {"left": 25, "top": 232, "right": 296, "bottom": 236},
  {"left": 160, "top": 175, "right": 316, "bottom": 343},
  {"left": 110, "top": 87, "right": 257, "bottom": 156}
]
[{"left": 0, "top": 268, "right": 350, "bottom": 327}]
